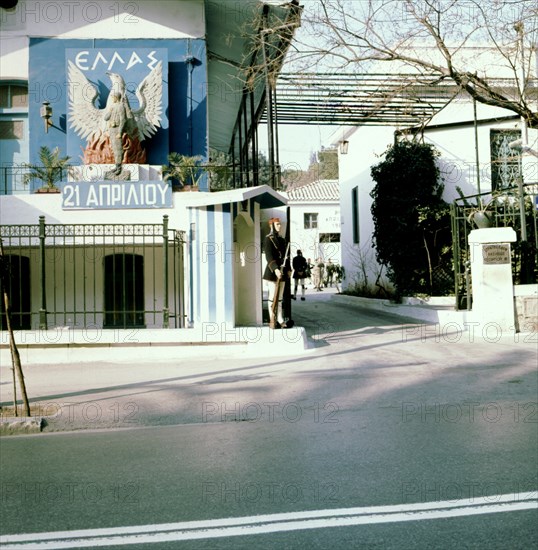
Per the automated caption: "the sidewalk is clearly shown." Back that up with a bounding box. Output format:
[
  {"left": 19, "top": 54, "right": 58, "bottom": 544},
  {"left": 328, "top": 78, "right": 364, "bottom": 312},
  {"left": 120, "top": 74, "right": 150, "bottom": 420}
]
[
  {"left": 1, "top": 287, "right": 526, "bottom": 367},
  {"left": 0, "top": 324, "right": 310, "bottom": 365},
  {"left": 334, "top": 293, "right": 470, "bottom": 325},
  {"left": 1, "top": 287, "right": 536, "bottom": 435},
  {"left": 0, "top": 288, "right": 455, "bottom": 367}
]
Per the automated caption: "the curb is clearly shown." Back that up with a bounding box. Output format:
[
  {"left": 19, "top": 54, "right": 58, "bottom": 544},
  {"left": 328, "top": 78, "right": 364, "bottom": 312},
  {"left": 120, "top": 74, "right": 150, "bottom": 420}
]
[
  {"left": 0, "top": 327, "right": 309, "bottom": 365},
  {"left": 331, "top": 294, "right": 468, "bottom": 324},
  {"left": 0, "top": 416, "right": 44, "bottom": 436}
]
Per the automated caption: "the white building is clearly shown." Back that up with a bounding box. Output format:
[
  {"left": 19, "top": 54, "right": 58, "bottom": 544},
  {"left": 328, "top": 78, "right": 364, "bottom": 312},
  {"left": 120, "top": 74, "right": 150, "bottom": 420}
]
[
  {"left": 326, "top": 37, "right": 538, "bottom": 307},
  {"left": 335, "top": 100, "right": 537, "bottom": 297},
  {"left": 284, "top": 180, "right": 341, "bottom": 264}
]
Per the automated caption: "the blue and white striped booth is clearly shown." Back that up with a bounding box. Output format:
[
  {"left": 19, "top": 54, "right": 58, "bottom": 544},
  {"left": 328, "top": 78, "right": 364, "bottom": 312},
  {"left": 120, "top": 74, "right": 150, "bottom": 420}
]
[{"left": 185, "top": 186, "right": 287, "bottom": 328}]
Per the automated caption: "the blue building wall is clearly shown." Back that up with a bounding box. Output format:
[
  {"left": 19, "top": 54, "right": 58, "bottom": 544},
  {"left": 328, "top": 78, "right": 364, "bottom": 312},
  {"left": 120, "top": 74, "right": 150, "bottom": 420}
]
[{"left": 28, "top": 37, "right": 207, "bottom": 190}]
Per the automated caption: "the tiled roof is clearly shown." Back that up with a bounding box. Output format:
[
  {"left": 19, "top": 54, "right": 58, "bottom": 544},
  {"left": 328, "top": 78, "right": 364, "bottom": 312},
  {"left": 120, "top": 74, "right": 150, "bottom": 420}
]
[{"left": 286, "top": 180, "right": 340, "bottom": 202}]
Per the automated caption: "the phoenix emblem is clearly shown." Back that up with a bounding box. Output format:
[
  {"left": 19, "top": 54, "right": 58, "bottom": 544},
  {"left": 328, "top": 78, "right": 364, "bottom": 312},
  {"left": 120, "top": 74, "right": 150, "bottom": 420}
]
[{"left": 68, "top": 60, "right": 163, "bottom": 177}]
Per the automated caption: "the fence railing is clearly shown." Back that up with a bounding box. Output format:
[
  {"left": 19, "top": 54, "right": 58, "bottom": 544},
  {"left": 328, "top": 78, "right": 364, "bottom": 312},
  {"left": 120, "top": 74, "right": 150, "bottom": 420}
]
[
  {"left": 0, "top": 216, "right": 186, "bottom": 330},
  {"left": 0, "top": 163, "right": 284, "bottom": 194},
  {"left": 451, "top": 183, "right": 538, "bottom": 310},
  {"left": 0, "top": 165, "right": 72, "bottom": 195}
]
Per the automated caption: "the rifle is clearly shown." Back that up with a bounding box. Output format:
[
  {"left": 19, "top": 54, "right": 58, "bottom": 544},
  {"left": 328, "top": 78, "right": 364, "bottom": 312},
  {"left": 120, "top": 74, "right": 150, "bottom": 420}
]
[{"left": 271, "top": 241, "right": 291, "bottom": 321}]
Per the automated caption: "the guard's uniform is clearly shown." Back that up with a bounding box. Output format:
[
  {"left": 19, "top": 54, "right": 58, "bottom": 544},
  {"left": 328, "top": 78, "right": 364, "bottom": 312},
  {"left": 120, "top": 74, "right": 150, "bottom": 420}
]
[{"left": 263, "top": 221, "right": 289, "bottom": 328}]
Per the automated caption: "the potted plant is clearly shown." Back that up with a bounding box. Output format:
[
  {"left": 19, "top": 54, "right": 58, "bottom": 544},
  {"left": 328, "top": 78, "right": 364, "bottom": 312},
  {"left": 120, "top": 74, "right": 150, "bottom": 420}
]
[
  {"left": 162, "top": 153, "right": 204, "bottom": 191},
  {"left": 468, "top": 204, "right": 494, "bottom": 229},
  {"left": 23, "top": 146, "right": 71, "bottom": 193},
  {"left": 467, "top": 190, "right": 526, "bottom": 228},
  {"left": 456, "top": 186, "right": 498, "bottom": 229}
]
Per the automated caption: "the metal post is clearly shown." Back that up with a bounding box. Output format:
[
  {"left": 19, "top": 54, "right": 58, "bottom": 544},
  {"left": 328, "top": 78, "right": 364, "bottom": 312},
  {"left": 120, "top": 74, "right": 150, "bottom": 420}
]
[
  {"left": 515, "top": 21, "right": 530, "bottom": 282},
  {"left": 38, "top": 215, "right": 47, "bottom": 329},
  {"left": 162, "top": 215, "right": 169, "bottom": 328},
  {"left": 473, "top": 98, "right": 482, "bottom": 205},
  {"left": 250, "top": 90, "right": 258, "bottom": 186},
  {"left": 450, "top": 203, "right": 459, "bottom": 307},
  {"left": 267, "top": 85, "right": 276, "bottom": 188},
  {"left": 273, "top": 85, "right": 281, "bottom": 189},
  {"left": 186, "top": 41, "right": 195, "bottom": 157},
  {"left": 238, "top": 108, "right": 244, "bottom": 186},
  {"left": 242, "top": 96, "right": 250, "bottom": 187},
  {"left": 464, "top": 261, "right": 471, "bottom": 311},
  {"left": 231, "top": 140, "right": 237, "bottom": 189},
  {"left": 516, "top": 22, "right": 528, "bottom": 243},
  {"left": 261, "top": 23, "right": 276, "bottom": 189},
  {"left": 178, "top": 231, "right": 186, "bottom": 328}
]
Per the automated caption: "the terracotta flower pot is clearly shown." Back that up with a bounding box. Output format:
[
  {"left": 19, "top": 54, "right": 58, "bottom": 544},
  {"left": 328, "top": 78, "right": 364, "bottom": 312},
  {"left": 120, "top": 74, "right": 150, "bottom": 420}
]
[{"left": 35, "top": 187, "right": 60, "bottom": 194}]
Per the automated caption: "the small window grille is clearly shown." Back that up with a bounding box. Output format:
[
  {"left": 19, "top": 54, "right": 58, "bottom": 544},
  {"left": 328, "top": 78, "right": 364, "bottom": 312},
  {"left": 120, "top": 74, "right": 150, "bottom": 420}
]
[
  {"left": 490, "top": 129, "right": 521, "bottom": 191},
  {"left": 319, "top": 233, "right": 340, "bottom": 243},
  {"left": 10, "top": 86, "right": 28, "bottom": 108},
  {"left": 0, "top": 84, "right": 28, "bottom": 109},
  {"left": 304, "top": 213, "right": 318, "bottom": 229}
]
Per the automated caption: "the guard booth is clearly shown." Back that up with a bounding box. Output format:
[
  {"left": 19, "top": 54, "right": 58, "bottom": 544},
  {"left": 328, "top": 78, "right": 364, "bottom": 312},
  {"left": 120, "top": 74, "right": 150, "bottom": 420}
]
[{"left": 184, "top": 185, "right": 287, "bottom": 328}]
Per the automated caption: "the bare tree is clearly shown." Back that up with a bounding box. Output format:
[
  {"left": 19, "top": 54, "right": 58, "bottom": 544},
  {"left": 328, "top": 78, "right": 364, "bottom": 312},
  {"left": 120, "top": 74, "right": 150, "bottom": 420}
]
[
  {"left": 0, "top": 238, "right": 31, "bottom": 417},
  {"left": 346, "top": 242, "right": 391, "bottom": 298},
  {"left": 285, "top": 0, "right": 537, "bottom": 127}
]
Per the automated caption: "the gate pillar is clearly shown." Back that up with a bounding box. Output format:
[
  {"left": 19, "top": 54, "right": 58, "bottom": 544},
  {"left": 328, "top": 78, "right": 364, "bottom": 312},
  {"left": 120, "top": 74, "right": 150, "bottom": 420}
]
[{"left": 468, "top": 227, "right": 517, "bottom": 333}]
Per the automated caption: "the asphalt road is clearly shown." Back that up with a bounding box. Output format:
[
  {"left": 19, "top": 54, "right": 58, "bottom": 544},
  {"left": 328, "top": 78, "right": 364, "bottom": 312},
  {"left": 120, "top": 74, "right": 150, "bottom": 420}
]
[{"left": 1, "top": 291, "right": 537, "bottom": 548}]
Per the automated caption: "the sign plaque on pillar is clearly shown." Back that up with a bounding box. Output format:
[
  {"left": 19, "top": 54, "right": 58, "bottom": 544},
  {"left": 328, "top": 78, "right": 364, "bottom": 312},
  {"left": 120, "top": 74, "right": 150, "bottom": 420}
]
[{"left": 482, "top": 244, "right": 511, "bottom": 265}]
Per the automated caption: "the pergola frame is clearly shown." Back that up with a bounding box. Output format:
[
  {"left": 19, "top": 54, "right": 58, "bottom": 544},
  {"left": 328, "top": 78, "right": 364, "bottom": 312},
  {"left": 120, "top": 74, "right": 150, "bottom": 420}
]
[{"left": 263, "top": 73, "right": 534, "bottom": 128}]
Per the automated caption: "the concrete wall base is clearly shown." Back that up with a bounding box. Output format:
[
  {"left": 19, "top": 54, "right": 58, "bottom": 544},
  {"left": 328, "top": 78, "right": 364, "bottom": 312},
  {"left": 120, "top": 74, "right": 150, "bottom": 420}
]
[
  {"left": 332, "top": 293, "right": 533, "bottom": 339},
  {"left": 514, "top": 284, "right": 538, "bottom": 333},
  {"left": 0, "top": 327, "right": 309, "bottom": 365}
]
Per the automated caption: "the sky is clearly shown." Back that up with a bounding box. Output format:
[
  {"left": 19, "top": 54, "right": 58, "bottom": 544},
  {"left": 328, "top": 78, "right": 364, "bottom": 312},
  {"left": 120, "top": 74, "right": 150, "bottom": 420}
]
[
  {"left": 258, "top": 123, "right": 338, "bottom": 171},
  {"left": 256, "top": 0, "right": 343, "bottom": 170},
  {"left": 257, "top": 0, "right": 537, "bottom": 170}
]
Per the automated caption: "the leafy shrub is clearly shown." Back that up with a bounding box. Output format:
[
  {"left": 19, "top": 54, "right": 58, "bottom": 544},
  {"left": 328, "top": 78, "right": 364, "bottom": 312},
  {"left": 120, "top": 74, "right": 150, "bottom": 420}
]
[{"left": 370, "top": 140, "right": 452, "bottom": 299}]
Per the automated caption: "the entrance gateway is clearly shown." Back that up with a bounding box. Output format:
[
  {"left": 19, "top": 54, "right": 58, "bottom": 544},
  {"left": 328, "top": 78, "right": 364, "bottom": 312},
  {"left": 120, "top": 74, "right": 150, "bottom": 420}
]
[{"left": 468, "top": 227, "right": 517, "bottom": 332}]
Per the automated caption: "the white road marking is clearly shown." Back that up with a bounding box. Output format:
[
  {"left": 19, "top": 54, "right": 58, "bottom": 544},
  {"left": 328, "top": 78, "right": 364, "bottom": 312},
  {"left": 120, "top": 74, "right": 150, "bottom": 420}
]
[{"left": 1, "top": 492, "right": 536, "bottom": 548}]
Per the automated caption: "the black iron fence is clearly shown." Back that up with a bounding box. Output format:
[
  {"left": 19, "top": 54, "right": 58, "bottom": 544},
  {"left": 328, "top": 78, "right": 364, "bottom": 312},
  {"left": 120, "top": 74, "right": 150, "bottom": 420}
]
[
  {"left": 0, "top": 165, "right": 71, "bottom": 195},
  {"left": 0, "top": 216, "right": 186, "bottom": 330},
  {"left": 0, "top": 163, "right": 283, "bottom": 195},
  {"left": 451, "top": 183, "right": 538, "bottom": 310}
]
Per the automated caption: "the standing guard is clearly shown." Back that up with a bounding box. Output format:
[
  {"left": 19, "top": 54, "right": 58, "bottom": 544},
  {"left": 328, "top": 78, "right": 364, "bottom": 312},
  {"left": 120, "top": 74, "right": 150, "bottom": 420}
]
[{"left": 263, "top": 217, "right": 291, "bottom": 329}]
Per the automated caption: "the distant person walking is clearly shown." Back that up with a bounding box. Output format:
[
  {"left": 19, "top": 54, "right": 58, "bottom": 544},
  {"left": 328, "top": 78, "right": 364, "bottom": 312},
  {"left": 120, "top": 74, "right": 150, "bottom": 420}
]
[
  {"left": 312, "top": 258, "right": 325, "bottom": 291},
  {"left": 291, "top": 249, "right": 309, "bottom": 301},
  {"left": 325, "top": 259, "right": 335, "bottom": 287},
  {"left": 333, "top": 262, "right": 346, "bottom": 292},
  {"left": 306, "top": 258, "right": 314, "bottom": 286},
  {"left": 322, "top": 259, "right": 346, "bottom": 292}
]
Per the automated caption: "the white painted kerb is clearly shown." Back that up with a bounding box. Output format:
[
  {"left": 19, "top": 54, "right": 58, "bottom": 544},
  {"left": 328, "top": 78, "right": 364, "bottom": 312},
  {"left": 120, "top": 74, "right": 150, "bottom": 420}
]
[{"left": 0, "top": 327, "right": 309, "bottom": 364}]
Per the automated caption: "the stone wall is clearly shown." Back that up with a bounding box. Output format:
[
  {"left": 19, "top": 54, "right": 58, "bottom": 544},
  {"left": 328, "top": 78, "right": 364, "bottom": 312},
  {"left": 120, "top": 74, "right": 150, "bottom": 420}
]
[{"left": 515, "top": 285, "right": 538, "bottom": 333}]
